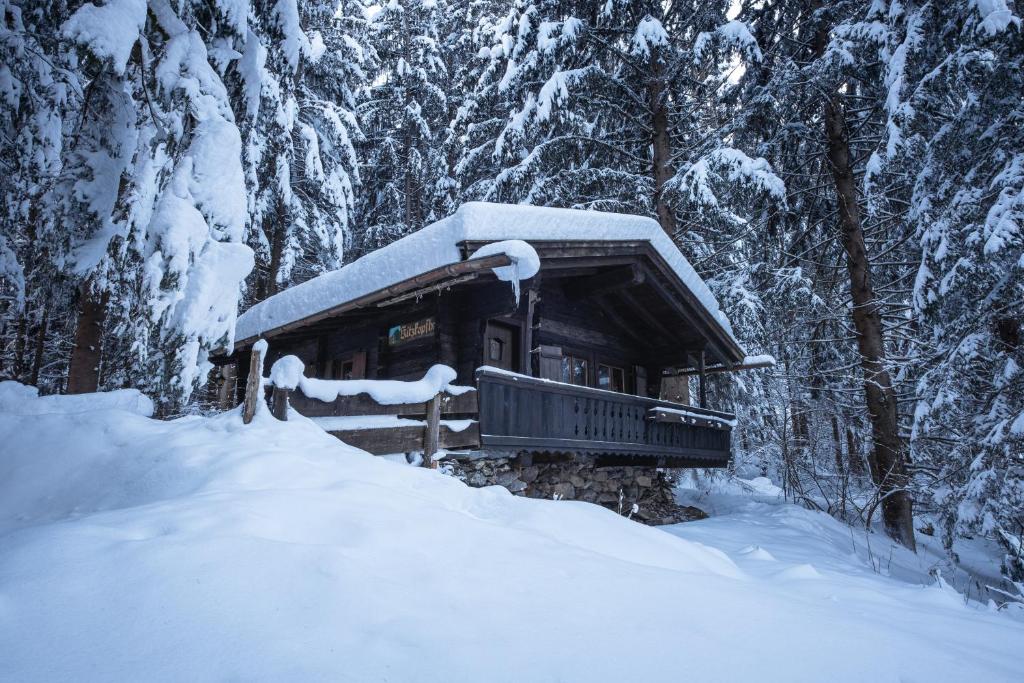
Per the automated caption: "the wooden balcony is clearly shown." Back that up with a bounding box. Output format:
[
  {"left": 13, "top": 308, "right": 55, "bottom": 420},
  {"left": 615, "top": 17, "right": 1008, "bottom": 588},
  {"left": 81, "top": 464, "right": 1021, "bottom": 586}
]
[
  {"left": 284, "top": 365, "right": 732, "bottom": 467},
  {"left": 475, "top": 367, "right": 733, "bottom": 467}
]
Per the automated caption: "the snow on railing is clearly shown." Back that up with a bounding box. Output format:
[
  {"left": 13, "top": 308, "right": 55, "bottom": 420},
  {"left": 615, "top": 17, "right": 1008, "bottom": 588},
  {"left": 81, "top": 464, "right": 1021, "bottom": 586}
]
[
  {"left": 274, "top": 362, "right": 471, "bottom": 406},
  {"left": 242, "top": 341, "right": 472, "bottom": 467}
]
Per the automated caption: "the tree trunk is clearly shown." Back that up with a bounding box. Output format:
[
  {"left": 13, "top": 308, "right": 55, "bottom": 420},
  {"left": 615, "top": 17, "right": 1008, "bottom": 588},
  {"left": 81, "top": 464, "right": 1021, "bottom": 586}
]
[
  {"left": 831, "top": 414, "right": 845, "bottom": 474},
  {"left": 648, "top": 54, "right": 677, "bottom": 237},
  {"left": 66, "top": 281, "right": 107, "bottom": 394},
  {"left": 13, "top": 312, "right": 28, "bottom": 380},
  {"left": 823, "top": 96, "right": 915, "bottom": 551},
  {"left": 30, "top": 306, "right": 48, "bottom": 386},
  {"left": 265, "top": 198, "right": 287, "bottom": 299},
  {"left": 846, "top": 423, "right": 864, "bottom": 475},
  {"left": 401, "top": 11, "right": 420, "bottom": 233}
]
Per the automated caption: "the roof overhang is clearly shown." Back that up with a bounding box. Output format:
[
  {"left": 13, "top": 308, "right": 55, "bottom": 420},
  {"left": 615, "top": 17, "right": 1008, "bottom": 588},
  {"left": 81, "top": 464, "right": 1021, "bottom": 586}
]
[
  {"left": 227, "top": 252, "right": 512, "bottom": 351},
  {"left": 459, "top": 239, "right": 745, "bottom": 367}
]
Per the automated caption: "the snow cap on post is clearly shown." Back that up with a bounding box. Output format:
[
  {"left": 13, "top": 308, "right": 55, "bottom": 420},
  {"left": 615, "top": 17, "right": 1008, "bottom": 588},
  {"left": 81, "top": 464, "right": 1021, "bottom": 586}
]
[
  {"left": 422, "top": 364, "right": 458, "bottom": 391},
  {"left": 268, "top": 355, "right": 306, "bottom": 391}
]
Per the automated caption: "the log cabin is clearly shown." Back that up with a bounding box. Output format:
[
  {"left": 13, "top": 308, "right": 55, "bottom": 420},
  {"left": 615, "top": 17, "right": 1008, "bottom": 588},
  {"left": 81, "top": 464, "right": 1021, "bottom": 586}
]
[{"left": 219, "top": 203, "right": 761, "bottom": 519}]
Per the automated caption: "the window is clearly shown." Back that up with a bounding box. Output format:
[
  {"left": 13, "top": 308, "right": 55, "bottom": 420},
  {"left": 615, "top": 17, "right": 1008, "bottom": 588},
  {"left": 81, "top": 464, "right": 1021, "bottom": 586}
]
[
  {"left": 598, "top": 364, "right": 625, "bottom": 392},
  {"left": 329, "top": 351, "right": 366, "bottom": 380},
  {"left": 339, "top": 360, "right": 355, "bottom": 380},
  {"left": 489, "top": 337, "right": 505, "bottom": 362},
  {"left": 560, "top": 354, "right": 589, "bottom": 386}
]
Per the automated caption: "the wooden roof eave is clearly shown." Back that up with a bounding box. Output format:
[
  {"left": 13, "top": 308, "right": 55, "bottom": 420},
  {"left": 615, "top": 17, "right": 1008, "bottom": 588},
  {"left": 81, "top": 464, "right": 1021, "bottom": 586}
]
[
  {"left": 637, "top": 254, "right": 744, "bottom": 368},
  {"left": 224, "top": 253, "right": 514, "bottom": 354},
  {"left": 460, "top": 239, "right": 743, "bottom": 366}
]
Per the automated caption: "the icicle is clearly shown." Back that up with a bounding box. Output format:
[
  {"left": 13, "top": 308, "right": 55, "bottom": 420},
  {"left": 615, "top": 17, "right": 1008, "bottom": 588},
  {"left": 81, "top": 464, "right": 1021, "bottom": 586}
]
[
  {"left": 468, "top": 240, "right": 540, "bottom": 307},
  {"left": 510, "top": 259, "right": 521, "bottom": 305}
]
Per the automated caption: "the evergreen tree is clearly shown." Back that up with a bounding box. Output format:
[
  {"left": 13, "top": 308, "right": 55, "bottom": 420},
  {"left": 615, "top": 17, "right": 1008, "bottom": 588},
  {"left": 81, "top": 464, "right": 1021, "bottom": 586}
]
[
  {"left": 57, "top": 0, "right": 255, "bottom": 408},
  {"left": 453, "top": 1, "right": 780, "bottom": 236},
  {"left": 0, "top": 0, "right": 75, "bottom": 389},
  {"left": 880, "top": 1, "right": 1024, "bottom": 578},
  {"left": 238, "top": 0, "right": 371, "bottom": 301},
  {"left": 359, "top": 0, "right": 450, "bottom": 251}
]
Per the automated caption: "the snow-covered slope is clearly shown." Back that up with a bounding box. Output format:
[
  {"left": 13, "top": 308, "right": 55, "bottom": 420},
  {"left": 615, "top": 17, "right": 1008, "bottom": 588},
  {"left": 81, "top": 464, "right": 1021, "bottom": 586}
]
[{"left": 1, "top": 384, "right": 1021, "bottom": 682}]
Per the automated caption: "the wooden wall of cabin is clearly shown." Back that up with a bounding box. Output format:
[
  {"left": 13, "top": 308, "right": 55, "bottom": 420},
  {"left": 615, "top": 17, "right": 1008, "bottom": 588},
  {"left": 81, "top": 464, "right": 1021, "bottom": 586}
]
[
  {"left": 230, "top": 270, "right": 683, "bottom": 401},
  {"left": 316, "top": 301, "right": 443, "bottom": 382},
  {"left": 455, "top": 280, "right": 527, "bottom": 382},
  {"left": 531, "top": 278, "right": 666, "bottom": 398},
  {"left": 234, "top": 279, "right": 525, "bottom": 391}
]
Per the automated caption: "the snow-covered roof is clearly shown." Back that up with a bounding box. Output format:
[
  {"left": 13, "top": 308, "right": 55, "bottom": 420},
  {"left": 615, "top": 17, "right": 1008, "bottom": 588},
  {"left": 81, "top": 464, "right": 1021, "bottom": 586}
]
[{"left": 235, "top": 202, "right": 740, "bottom": 353}]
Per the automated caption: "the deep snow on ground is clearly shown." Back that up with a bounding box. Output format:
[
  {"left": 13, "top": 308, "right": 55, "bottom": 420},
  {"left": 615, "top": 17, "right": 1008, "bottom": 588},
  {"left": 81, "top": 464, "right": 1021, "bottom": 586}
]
[
  {"left": 674, "top": 472, "right": 1024, "bottom": 606},
  {"left": 1, "top": 384, "right": 1022, "bottom": 682}
]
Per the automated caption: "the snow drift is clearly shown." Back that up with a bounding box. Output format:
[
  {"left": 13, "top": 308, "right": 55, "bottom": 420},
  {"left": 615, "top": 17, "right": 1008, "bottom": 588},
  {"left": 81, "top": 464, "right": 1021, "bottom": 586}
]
[{"left": 1, "top": 384, "right": 1022, "bottom": 682}]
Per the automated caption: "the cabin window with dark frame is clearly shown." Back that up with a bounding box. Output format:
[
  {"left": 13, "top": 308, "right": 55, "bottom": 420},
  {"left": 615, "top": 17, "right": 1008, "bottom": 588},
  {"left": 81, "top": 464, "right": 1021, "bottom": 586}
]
[
  {"left": 560, "top": 354, "right": 589, "bottom": 386},
  {"left": 338, "top": 359, "right": 355, "bottom": 380},
  {"left": 488, "top": 337, "right": 505, "bottom": 362},
  {"left": 597, "top": 364, "right": 625, "bottom": 393},
  {"left": 328, "top": 350, "right": 366, "bottom": 380}
]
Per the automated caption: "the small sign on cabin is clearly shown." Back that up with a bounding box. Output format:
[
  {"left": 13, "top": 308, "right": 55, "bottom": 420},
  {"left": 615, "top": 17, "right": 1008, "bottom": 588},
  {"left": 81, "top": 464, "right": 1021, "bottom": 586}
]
[{"left": 388, "top": 318, "right": 436, "bottom": 346}]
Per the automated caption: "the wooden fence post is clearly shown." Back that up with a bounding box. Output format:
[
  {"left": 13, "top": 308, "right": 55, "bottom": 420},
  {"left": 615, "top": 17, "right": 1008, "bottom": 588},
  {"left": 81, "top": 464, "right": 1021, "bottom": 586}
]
[
  {"left": 423, "top": 393, "right": 441, "bottom": 468},
  {"left": 242, "top": 341, "right": 266, "bottom": 424},
  {"left": 217, "top": 363, "right": 237, "bottom": 411},
  {"left": 271, "top": 386, "right": 290, "bottom": 421}
]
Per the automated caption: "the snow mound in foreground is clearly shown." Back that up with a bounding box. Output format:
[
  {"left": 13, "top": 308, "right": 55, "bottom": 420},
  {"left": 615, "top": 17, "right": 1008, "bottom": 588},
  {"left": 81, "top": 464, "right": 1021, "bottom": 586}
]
[
  {"left": 0, "top": 379, "right": 154, "bottom": 417},
  {"left": 1, "top": 385, "right": 1022, "bottom": 682}
]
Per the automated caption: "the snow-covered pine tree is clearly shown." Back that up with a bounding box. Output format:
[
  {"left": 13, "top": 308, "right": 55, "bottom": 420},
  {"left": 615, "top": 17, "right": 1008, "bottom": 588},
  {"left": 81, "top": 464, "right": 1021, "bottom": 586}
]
[
  {"left": 358, "top": 0, "right": 452, "bottom": 252},
  {"left": 56, "top": 0, "right": 254, "bottom": 409},
  {"left": 237, "top": 0, "right": 370, "bottom": 301},
  {"left": 876, "top": 1, "right": 1024, "bottom": 580},
  {"left": 453, "top": 1, "right": 781, "bottom": 234},
  {"left": 0, "top": 0, "right": 76, "bottom": 389},
  {"left": 431, "top": 0, "right": 493, "bottom": 220},
  {"left": 707, "top": 0, "right": 926, "bottom": 546}
]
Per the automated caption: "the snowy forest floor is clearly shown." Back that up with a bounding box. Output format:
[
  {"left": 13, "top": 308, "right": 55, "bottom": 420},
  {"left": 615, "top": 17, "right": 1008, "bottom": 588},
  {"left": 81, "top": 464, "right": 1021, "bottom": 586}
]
[
  {"left": 671, "top": 475, "right": 1020, "bottom": 608},
  {"left": 1, "top": 382, "right": 1022, "bottom": 682}
]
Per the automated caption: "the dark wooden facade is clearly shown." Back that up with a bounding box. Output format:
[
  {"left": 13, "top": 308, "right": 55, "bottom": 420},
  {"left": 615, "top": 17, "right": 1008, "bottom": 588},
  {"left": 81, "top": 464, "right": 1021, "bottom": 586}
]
[{"left": 229, "top": 239, "right": 743, "bottom": 467}]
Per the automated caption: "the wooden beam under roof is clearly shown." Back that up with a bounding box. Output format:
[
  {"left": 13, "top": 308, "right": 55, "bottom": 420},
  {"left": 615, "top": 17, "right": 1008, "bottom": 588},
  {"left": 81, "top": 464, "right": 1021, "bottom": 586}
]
[
  {"left": 615, "top": 287, "right": 677, "bottom": 344},
  {"left": 666, "top": 357, "right": 776, "bottom": 377},
  {"left": 593, "top": 296, "right": 651, "bottom": 348},
  {"left": 564, "top": 263, "right": 645, "bottom": 299},
  {"left": 462, "top": 238, "right": 745, "bottom": 365},
  {"left": 637, "top": 262, "right": 737, "bottom": 367}
]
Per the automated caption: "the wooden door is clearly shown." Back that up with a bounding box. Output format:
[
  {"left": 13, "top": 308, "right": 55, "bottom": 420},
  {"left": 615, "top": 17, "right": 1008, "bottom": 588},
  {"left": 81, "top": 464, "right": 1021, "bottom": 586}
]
[
  {"left": 538, "top": 345, "right": 563, "bottom": 381},
  {"left": 484, "top": 321, "right": 518, "bottom": 372}
]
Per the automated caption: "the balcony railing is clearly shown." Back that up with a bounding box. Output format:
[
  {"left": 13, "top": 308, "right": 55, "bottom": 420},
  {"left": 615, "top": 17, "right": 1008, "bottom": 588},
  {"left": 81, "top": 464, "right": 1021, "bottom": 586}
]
[{"left": 475, "top": 366, "right": 733, "bottom": 467}]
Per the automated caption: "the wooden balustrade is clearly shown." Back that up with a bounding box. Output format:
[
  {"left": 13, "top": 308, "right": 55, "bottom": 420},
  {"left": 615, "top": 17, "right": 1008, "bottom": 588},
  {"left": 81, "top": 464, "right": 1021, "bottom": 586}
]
[
  {"left": 244, "top": 350, "right": 479, "bottom": 464},
  {"left": 474, "top": 367, "right": 732, "bottom": 467},
  {"left": 243, "top": 346, "right": 732, "bottom": 467}
]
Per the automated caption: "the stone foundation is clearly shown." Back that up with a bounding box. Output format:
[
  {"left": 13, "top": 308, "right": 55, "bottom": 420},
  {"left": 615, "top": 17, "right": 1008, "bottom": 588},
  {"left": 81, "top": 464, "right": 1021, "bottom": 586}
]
[{"left": 448, "top": 456, "right": 707, "bottom": 526}]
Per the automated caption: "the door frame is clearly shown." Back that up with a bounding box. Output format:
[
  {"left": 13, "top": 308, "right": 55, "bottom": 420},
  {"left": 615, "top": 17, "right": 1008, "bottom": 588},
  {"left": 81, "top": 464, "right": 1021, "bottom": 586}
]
[{"left": 482, "top": 318, "right": 522, "bottom": 373}]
